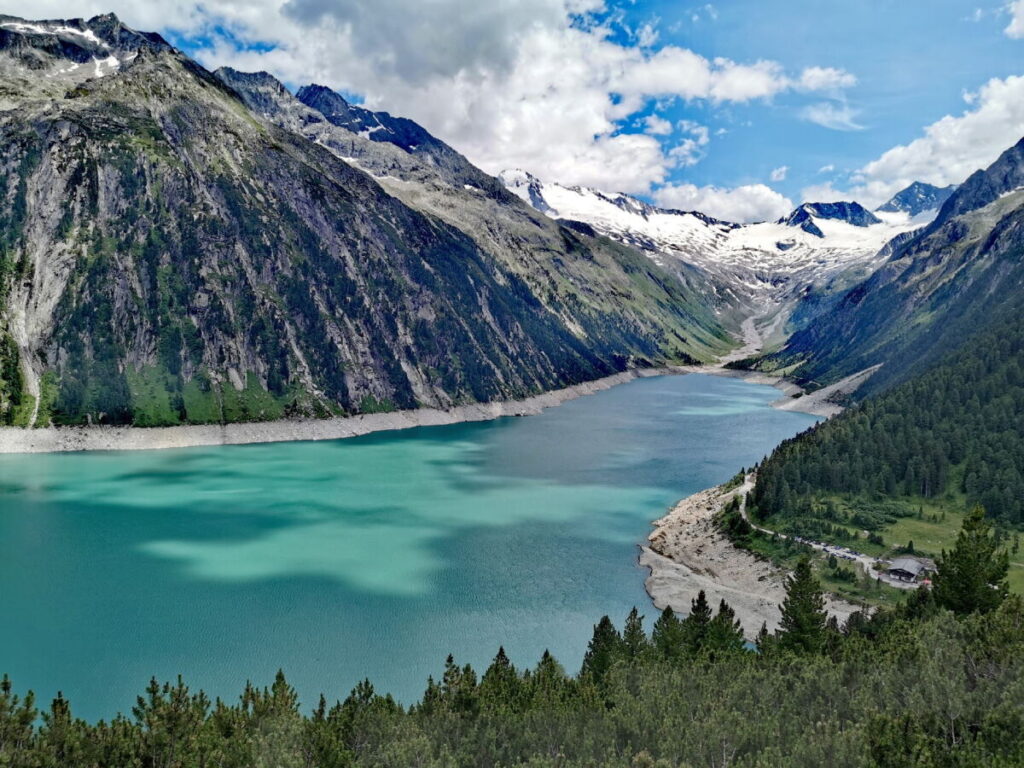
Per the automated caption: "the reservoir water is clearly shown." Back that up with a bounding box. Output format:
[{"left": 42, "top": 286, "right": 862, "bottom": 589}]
[{"left": 0, "top": 373, "right": 817, "bottom": 720}]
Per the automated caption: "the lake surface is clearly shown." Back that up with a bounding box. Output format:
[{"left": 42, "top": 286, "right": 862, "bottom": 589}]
[{"left": 0, "top": 373, "right": 817, "bottom": 721}]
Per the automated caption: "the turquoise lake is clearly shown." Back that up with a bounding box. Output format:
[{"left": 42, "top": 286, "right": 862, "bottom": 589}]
[{"left": 0, "top": 373, "right": 817, "bottom": 721}]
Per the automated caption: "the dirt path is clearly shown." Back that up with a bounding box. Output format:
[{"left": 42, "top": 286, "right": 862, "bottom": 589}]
[{"left": 735, "top": 472, "right": 917, "bottom": 590}]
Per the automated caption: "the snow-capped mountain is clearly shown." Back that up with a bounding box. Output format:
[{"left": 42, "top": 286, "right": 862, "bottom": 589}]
[
  {"left": 500, "top": 169, "right": 924, "bottom": 312},
  {"left": 0, "top": 13, "right": 167, "bottom": 95},
  {"left": 876, "top": 181, "right": 956, "bottom": 217}
]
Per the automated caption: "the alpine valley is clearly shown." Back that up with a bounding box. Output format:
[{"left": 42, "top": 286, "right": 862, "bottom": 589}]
[
  {"left": 0, "top": 13, "right": 730, "bottom": 429},
  {"left": 4, "top": 10, "right": 1024, "bottom": 768}
]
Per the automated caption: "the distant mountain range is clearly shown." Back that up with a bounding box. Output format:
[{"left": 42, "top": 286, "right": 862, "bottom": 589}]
[
  {"left": 500, "top": 169, "right": 924, "bottom": 316},
  {"left": 1, "top": 11, "right": 1020, "bottom": 433},
  {"left": 754, "top": 137, "right": 1024, "bottom": 395}
]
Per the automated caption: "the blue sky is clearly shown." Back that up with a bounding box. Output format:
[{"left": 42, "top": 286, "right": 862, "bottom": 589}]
[
  {"left": 13, "top": 0, "right": 1024, "bottom": 220},
  {"left": 600, "top": 0, "right": 1024, "bottom": 205}
]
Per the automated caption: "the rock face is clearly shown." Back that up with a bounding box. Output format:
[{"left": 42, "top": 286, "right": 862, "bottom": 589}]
[
  {"left": 761, "top": 137, "right": 1024, "bottom": 396},
  {"left": 877, "top": 181, "right": 956, "bottom": 217},
  {"left": 781, "top": 202, "right": 881, "bottom": 232},
  {"left": 0, "top": 14, "right": 730, "bottom": 428}
]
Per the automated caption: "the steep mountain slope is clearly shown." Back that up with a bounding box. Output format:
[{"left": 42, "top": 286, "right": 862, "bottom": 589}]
[
  {"left": 760, "top": 137, "right": 1024, "bottom": 395},
  {"left": 754, "top": 308, "right": 1024, "bottom": 527},
  {"left": 500, "top": 169, "right": 920, "bottom": 319},
  {"left": 214, "top": 69, "right": 730, "bottom": 356},
  {"left": 0, "top": 14, "right": 729, "bottom": 428},
  {"left": 877, "top": 181, "right": 956, "bottom": 217}
]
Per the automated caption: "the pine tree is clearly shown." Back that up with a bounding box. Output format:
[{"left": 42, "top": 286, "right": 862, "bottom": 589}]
[
  {"left": 480, "top": 647, "right": 520, "bottom": 712},
  {"left": 706, "top": 600, "right": 745, "bottom": 655},
  {"left": 755, "top": 621, "right": 772, "bottom": 653},
  {"left": 651, "top": 606, "right": 684, "bottom": 660},
  {"left": 622, "top": 607, "right": 648, "bottom": 659},
  {"left": 776, "top": 559, "right": 828, "bottom": 654},
  {"left": 581, "top": 616, "right": 622, "bottom": 684},
  {"left": 682, "top": 590, "right": 713, "bottom": 654},
  {"left": 932, "top": 505, "right": 1009, "bottom": 614}
]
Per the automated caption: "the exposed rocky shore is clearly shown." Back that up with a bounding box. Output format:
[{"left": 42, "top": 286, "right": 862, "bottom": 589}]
[
  {"left": 0, "top": 368, "right": 677, "bottom": 454},
  {"left": 641, "top": 481, "right": 861, "bottom": 638}
]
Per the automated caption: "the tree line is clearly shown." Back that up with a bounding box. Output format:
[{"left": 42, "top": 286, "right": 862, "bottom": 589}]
[
  {"left": 754, "top": 311, "right": 1024, "bottom": 524},
  {"left": 0, "top": 509, "right": 1017, "bottom": 767}
]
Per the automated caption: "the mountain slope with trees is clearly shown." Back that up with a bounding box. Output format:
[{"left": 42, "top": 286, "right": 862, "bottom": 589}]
[
  {"left": 753, "top": 308, "right": 1024, "bottom": 528},
  {"left": 0, "top": 15, "right": 729, "bottom": 429},
  {"left": 757, "top": 137, "right": 1024, "bottom": 397}
]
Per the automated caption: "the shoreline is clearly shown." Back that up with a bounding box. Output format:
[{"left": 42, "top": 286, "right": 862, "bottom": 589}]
[
  {"left": 0, "top": 363, "right": 835, "bottom": 455},
  {"left": 641, "top": 480, "right": 861, "bottom": 638},
  {"left": 0, "top": 367, "right": 677, "bottom": 454}
]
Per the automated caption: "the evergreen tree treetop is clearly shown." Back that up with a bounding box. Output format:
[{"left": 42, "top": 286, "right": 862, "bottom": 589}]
[
  {"left": 777, "top": 558, "right": 828, "bottom": 654},
  {"left": 932, "top": 505, "right": 1009, "bottom": 615}
]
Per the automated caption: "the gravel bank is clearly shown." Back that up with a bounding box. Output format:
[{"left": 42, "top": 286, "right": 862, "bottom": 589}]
[{"left": 0, "top": 368, "right": 683, "bottom": 454}]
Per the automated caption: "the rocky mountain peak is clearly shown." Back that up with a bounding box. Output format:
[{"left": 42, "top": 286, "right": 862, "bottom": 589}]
[
  {"left": 781, "top": 202, "right": 881, "bottom": 235},
  {"left": 876, "top": 181, "right": 956, "bottom": 217}
]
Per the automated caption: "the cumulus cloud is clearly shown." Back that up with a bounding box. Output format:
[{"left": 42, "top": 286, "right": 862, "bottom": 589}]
[
  {"left": 4, "top": 0, "right": 855, "bottom": 194},
  {"left": 653, "top": 182, "right": 793, "bottom": 223},
  {"left": 667, "top": 120, "right": 710, "bottom": 166},
  {"left": 1006, "top": 0, "right": 1024, "bottom": 37},
  {"left": 843, "top": 74, "right": 1024, "bottom": 206},
  {"left": 635, "top": 20, "right": 659, "bottom": 48},
  {"left": 801, "top": 101, "right": 863, "bottom": 131},
  {"left": 769, "top": 165, "right": 788, "bottom": 182},
  {"left": 797, "top": 66, "right": 857, "bottom": 92},
  {"left": 799, "top": 182, "right": 845, "bottom": 203},
  {"left": 643, "top": 114, "right": 673, "bottom": 135}
]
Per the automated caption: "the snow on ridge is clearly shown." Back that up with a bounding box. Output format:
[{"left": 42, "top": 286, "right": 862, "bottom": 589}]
[
  {"left": 502, "top": 170, "right": 926, "bottom": 301},
  {"left": 1, "top": 20, "right": 110, "bottom": 49},
  {"left": 92, "top": 54, "right": 120, "bottom": 78}
]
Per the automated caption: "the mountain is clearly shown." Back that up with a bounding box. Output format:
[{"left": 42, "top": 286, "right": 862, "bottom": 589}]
[
  {"left": 215, "top": 68, "right": 731, "bottom": 352},
  {"left": 501, "top": 170, "right": 920, "bottom": 320},
  {"left": 757, "top": 137, "right": 1024, "bottom": 395},
  {"left": 0, "top": 14, "right": 730, "bottom": 428},
  {"left": 781, "top": 202, "right": 880, "bottom": 235},
  {"left": 877, "top": 181, "right": 956, "bottom": 217}
]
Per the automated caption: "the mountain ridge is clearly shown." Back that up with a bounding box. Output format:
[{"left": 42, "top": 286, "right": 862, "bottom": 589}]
[
  {"left": 500, "top": 169, "right": 922, "bottom": 324},
  {"left": 755, "top": 136, "right": 1024, "bottom": 396},
  {"left": 0, "top": 13, "right": 730, "bottom": 428}
]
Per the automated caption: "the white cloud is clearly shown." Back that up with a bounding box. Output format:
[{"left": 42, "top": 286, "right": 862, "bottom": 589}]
[
  {"left": 653, "top": 182, "right": 792, "bottom": 223},
  {"left": 769, "top": 165, "right": 788, "bottom": 182},
  {"left": 797, "top": 66, "right": 857, "bottom": 92},
  {"left": 668, "top": 120, "right": 710, "bottom": 166},
  {"left": 1006, "top": 0, "right": 1024, "bottom": 37},
  {"left": 806, "top": 74, "right": 1024, "bottom": 207},
  {"left": 636, "top": 21, "right": 659, "bottom": 48},
  {"left": 690, "top": 4, "right": 718, "bottom": 23},
  {"left": 2, "top": 0, "right": 855, "bottom": 195},
  {"left": 799, "top": 182, "right": 845, "bottom": 203},
  {"left": 643, "top": 114, "right": 673, "bottom": 135},
  {"left": 818, "top": 164, "right": 835, "bottom": 173},
  {"left": 801, "top": 101, "right": 864, "bottom": 131}
]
